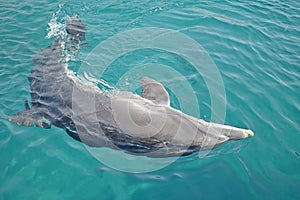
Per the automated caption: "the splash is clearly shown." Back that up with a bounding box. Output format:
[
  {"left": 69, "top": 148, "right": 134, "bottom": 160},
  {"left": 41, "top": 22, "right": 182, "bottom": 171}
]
[
  {"left": 46, "top": 4, "right": 69, "bottom": 40},
  {"left": 45, "top": 17, "right": 67, "bottom": 40},
  {"left": 45, "top": 5, "right": 80, "bottom": 62}
]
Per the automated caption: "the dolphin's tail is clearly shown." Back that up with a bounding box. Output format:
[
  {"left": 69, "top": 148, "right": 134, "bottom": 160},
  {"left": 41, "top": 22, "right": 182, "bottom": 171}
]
[
  {"left": 9, "top": 15, "right": 87, "bottom": 130},
  {"left": 66, "top": 14, "right": 87, "bottom": 42}
]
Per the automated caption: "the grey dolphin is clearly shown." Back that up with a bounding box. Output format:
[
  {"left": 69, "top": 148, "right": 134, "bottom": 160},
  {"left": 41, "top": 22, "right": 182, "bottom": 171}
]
[{"left": 8, "top": 17, "right": 254, "bottom": 157}]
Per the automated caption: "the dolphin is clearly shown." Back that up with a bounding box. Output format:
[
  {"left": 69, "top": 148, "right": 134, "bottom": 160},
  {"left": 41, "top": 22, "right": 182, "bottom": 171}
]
[{"left": 8, "top": 16, "right": 254, "bottom": 157}]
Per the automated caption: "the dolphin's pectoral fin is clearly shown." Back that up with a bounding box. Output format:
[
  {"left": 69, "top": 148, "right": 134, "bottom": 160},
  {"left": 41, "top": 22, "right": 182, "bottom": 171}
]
[
  {"left": 36, "top": 119, "right": 51, "bottom": 129},
  {"left": 8, "top": 109, "right": 51, "bottom": 129},
  {"left": 140, "top": 76, "right": 170, "bottom": 105},
  {"left": 8, "top": 110, "right": 35, "bottom": 127}
]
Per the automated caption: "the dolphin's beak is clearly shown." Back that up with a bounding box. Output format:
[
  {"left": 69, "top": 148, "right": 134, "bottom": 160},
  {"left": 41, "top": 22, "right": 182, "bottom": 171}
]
[{"left": 243, "top": 129, "right": 254, "bottom": 138}]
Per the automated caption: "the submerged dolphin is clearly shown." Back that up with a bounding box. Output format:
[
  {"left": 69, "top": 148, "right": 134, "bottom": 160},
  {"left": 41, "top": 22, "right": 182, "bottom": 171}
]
[{"left": 9, "top": 16, "right": 254, "bottom": 157}]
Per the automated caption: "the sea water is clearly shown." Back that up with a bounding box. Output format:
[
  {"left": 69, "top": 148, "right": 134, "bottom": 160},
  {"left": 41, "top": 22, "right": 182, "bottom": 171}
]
[{"left": 0, "top": 0, "right": 299, "bottom": 199}]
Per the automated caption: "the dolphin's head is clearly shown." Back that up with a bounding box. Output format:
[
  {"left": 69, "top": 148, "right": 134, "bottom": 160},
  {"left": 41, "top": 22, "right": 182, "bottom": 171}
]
[
  {"left": 208, "top": 123, "right": 254, "bottom": 140},
  {"left": 192, "top": 122, "right": 255, "bottom": 150}
]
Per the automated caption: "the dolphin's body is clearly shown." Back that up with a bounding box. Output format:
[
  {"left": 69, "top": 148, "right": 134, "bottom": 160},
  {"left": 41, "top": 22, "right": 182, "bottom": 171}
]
[{"left": 9, "top": 17, "right": 254, "bottom": 157}]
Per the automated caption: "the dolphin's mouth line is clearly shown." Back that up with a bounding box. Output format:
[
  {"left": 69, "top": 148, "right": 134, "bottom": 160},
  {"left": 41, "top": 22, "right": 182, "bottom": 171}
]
[{"left": 245, "top": 130, "right": 255, "bottom": 137}]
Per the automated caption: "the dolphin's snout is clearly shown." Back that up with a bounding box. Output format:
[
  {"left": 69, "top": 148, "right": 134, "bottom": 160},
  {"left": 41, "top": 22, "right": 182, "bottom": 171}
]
[
  {"left": 244, "top": 129, "right": 254, "bottom": 138},
  {"left": 208, "top": 123, "right": 254, "bottom": 140}
]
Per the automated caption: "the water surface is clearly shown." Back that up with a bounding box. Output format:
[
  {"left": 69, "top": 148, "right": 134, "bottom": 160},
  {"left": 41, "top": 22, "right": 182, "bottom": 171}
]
[{"left": 0, "top": 0, "right": 299, "bottom": 199}]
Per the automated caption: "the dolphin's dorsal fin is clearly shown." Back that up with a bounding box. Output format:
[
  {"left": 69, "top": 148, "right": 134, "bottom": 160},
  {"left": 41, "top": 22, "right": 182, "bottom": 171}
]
[{"left": 140, "top": 76, "right": 170, "bottom": 105}]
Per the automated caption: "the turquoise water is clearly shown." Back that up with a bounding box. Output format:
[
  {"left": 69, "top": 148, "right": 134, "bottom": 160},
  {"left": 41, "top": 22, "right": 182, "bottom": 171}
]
[{"left": 1, "top": 0, "right": 299, "bottom": 199}]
